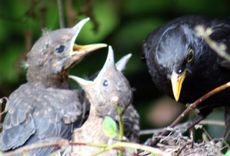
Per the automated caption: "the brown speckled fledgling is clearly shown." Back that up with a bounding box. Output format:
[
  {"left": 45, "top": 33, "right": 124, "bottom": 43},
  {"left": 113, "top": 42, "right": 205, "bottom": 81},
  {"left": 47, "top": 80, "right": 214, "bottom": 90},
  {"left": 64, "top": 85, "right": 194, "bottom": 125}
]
[
  {"left": 69, "top": 46, "right": 140, "bottom": 156},
  {"left": 0, "top": 18, "right": 106, "bottom": 155}
]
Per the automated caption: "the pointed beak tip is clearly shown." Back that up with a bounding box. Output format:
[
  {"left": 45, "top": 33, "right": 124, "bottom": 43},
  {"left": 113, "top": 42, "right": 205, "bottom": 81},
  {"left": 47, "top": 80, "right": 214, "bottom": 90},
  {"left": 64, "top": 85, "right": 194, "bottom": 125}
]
[
  {"left": 98, "top": 43, "right": 108, "bottom": 48},
  {"left": 68, "top": 75, "right": 83, "bottom": 84},
  {"left": 68, "top": 75, "right": 75, "bottom": 80},
  {"left": 85, "top": 17, "right": 90, "bottom": 21},
  {"left": 83, "top": 43, "right": 107, "bottom": 53},
  {"left": 174, "top": 96, "right": 180, "bottom": 102},
  {"left": 171, "top": 70, "right": 186, "bottom": 103},
  {"left": 72, "top": 43, "right": 107, "bottom": 55},
  {"left": 172, "top": 90, "right": 180, "bottom": 102}
]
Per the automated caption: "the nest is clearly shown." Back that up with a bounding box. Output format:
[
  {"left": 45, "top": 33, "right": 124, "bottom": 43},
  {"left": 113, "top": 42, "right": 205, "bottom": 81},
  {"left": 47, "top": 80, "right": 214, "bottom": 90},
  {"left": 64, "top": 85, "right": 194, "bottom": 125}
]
[{"left": 147, "top": 129, "right": 227, "bottom": 156}]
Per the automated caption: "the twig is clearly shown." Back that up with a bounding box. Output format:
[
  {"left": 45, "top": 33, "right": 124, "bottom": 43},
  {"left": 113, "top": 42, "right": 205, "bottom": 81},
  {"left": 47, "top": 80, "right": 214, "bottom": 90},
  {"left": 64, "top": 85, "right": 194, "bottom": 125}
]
[
  {"left": 116, "top": 106, "right": 124, "bottom": 140},
  {"left": 140, "top": 120, "right": 225, "bottom": 136},
  {"left": 171, "top": 81, "right": 230, "bottom": 127},
  {"left": 57, "top": 0, "right": 65, "bottom": 28},
  {"left": 116, "top": 106, "right": 125, "bottom": 156},
  {"left": 92, "top": 142, "right": 170, "bottom": 156},
  {"left": 3, "top": 139, "right": 169, "bottom": 156},
  {"left": 66, "top": 0, "right": 77, "bottom": 26},
  {"left": 4, "top": 140, "right": 108, "bottom": 156},
  {"left": 69, "top": 141, "right": 108, "bottom": 149},
  {"left": 150, "top": 82, "right": 230, "bottom": 145},
  {"left": 200, "top": 120, "right": 225, "bottom": 126},
  {"left": 140, "top": 122, "right": 188, "bottom": 136},
  {"left": 4, "top": 139, "right": 69, "bottom": 156}
]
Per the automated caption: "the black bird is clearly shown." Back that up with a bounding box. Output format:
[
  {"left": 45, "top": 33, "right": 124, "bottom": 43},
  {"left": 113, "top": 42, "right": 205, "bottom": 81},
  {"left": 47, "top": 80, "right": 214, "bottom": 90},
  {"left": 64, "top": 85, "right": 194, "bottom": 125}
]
[
  {"left": 0, "top": 18, "right": 106, "bottom": 155},
  {"left": 143, "top": 16, "right": 230, "bottom": 138}
]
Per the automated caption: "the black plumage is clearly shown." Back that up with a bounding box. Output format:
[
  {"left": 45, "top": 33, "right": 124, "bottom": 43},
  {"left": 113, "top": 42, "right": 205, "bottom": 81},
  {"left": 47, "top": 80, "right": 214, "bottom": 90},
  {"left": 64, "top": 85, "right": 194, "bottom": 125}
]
[
  {"left": 143, "top": 16, "right": 230, "bottom": 137},
  {"left": 0, "top": 18, "right": 106, "bottom": 155}
]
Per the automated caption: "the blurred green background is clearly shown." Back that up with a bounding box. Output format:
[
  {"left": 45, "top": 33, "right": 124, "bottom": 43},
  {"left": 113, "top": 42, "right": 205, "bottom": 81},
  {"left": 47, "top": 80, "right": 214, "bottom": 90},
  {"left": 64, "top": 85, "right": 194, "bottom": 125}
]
[{"left": 0, "top": 0, "right": 230, "bottom": 142}]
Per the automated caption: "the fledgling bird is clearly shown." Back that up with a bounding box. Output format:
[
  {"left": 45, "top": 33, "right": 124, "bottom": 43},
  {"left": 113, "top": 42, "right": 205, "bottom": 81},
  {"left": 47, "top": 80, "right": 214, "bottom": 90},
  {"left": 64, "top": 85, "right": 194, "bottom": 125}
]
[
  {"left": 143, "top": 16, "right": 230, "bottom": 138},
  {"left": 0, "top": 18, "right": 107, "bottom": 155},
  {"left": 69, "top": 46, "right": 140, "bottom": 156}
]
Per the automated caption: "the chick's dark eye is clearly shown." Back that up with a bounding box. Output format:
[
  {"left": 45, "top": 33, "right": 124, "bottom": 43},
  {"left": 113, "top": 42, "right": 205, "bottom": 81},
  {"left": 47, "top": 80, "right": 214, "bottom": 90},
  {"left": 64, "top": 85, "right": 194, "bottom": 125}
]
[
  {"left": 56, "top": 45, "right": 65, "bottom": 53},
  {"left": 187, "top": 48, "right": 194, "bottom": 63},
  {"left": 103, "top": 80, "right": 109, "bottom": 87}
]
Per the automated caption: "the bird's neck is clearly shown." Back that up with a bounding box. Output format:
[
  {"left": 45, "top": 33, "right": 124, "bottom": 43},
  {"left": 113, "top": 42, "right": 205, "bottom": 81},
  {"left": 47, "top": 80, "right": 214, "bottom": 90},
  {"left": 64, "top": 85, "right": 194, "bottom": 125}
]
[
  {"left": 27, "top": 68, "right": 69, "bottom": 89},
  {"left": 87, "top": 103, "right": 98, "bottom": 119}
]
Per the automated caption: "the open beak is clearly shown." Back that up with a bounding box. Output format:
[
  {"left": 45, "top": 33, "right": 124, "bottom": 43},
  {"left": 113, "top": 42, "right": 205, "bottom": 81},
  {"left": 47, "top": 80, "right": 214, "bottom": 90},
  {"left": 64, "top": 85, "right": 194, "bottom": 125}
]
[
  {"left": 171, "top": 70, "right": 186, "bottom": 101},
  {"left": 69, "top": 17, "right": 107, "bottom": 60},
  {"left": 72, "top": 44, "right": 107, "bottom": 56}
]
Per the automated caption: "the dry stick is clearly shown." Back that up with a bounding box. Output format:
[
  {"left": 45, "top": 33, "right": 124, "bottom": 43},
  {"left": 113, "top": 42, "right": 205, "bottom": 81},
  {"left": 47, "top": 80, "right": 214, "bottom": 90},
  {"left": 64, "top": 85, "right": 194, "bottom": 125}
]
[
  {"left": 91, "top": 142, "right": 170, "bottom": 156},
  {"left": 140, "top": 120, "right": 225, "bottom": 136},
  {"left": 4, "top": 139, "right": 69, "bottom": 156},
  {"left": 151, "top": 81, "right": 230, "bottom": 146},
  {"left": 57, "top": 0, "right": 65, "bottom": 28},
  {"left": 4, "top": 140, "right": 169, "bottom": 156},
  {"left": 3, "top": 140, "right": 109, "bottom": 156},
  {"left": 200, "top": 120, "right": 225, "bottom": 126}
]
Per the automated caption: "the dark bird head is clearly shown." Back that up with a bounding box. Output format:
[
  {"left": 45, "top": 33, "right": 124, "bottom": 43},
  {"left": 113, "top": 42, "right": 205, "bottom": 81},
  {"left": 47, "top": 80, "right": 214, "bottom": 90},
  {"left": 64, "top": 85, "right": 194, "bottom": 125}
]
[
  {"left": 27, "top": 18, "right": 107, "bottom": 88},
  {"left": 69, "top": 46, "right": 133, "bottom": 117},
  {"left": 144, "top": 23, "right": 207, "bottom": 101}
]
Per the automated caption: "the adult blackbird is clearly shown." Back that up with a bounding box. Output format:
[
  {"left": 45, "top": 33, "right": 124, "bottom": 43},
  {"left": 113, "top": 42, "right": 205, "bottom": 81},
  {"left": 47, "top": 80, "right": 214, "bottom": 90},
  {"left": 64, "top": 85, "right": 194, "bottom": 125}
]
[
  {"left": 143, "top": 16, "right": 230, "bottom": 138},
  {"left": 69, "top": 46, "right": 139, "bottom": 155},
  {"left": 0, "top": 18, "right": 106, "bottom": 155}
]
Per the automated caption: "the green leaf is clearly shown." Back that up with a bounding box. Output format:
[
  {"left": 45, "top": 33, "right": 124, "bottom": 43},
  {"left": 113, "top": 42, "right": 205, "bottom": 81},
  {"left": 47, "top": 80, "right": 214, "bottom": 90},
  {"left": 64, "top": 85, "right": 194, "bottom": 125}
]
[
  {"left": 225, "top": 150, "right": 230, "bottom": 156},
  {"left": 102, "top": 116, "right": 118, "bottom": 139}
]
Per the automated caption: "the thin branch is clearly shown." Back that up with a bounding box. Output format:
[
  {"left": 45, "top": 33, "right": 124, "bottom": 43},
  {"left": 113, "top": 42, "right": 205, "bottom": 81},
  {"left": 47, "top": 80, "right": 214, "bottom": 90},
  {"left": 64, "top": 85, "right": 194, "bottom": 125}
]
[
  {"left": 150, "top": 82, "right": 230, "bottom": 145},
  {"left": 116, "top": 106, "right": 125, "bottom": 156},
  {"left": 140, "top": 122, "right": 188, "bottom": 136},
  {"left": 200, "top": 120, "right": 225, "bottom": 126},
  {"left": 3, "top": 139, "right": 169, "bottom": 156},
  {"left": 170, "top": 82, "right": 230, "bottom": 127},
  {"left": 57, "top": 0, "right": 65, "bottom": 28},
  {"left": 69, "top": 141, "right": 108, "bottom": 149},
  {"left": 140, "top": 120, "right": 225, "bottom": 136},
  {"left": 116, "top": 106, "right": 124, "bottom": 141},
  {"left": 4, "top": 139, "right": 69, "bottom": 156},
  {"left": 92, "top": 142, "right": 170, "bottom": 156}
]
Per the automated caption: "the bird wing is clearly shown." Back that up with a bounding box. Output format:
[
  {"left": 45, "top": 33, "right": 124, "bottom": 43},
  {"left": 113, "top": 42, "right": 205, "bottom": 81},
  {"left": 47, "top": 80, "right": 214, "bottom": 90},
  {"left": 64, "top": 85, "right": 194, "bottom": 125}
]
[
  {"left": 122, "top": 105, "right": 140, "bottom": 142},
  {"left": 209, "top": 19, "right": 230, "bottom": 69},
  {"left": 0, "top": 83, "right": 81, "bottom": 153},
  {"left": 0, "top": 84, "right": 36, "bottom": 151}
]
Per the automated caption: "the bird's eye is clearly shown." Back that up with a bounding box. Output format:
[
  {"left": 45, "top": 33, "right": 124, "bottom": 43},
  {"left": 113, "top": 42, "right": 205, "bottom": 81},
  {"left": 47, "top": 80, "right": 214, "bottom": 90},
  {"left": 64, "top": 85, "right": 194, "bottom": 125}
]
[
  {"left": 186, "top": 48, "right": 194, "bottom": 63},
  {"left": 177, "top": 68, "right": 184, "bottom": 74},
  {"left": 103, "top": 80, "right": 109, "bottom": 87},
  {"left": 56, "top": 45, "right": 65, "bottom": 53}
]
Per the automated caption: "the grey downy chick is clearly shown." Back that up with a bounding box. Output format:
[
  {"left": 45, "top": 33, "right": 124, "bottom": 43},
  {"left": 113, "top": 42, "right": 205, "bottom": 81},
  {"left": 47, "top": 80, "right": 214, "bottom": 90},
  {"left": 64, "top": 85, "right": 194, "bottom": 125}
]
[
  {"left": 0, "top": 18, "right": 106, "bottom": 156},
  {"left": 69, "top": 46, "right": 140, "bottom": 156}
]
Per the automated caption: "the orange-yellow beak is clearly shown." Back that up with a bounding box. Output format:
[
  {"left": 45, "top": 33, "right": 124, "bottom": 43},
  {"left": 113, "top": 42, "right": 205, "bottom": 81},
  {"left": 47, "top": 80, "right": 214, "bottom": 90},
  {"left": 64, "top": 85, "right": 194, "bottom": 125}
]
[
  {"left": 72, "top": 44, "right": 107, "bottom": 55},
  {"left": 171, "top": 70, "right": 186, "bottom": 101},
  {"left": 69, "top": 18, "right": 107, "bottom": 59}
]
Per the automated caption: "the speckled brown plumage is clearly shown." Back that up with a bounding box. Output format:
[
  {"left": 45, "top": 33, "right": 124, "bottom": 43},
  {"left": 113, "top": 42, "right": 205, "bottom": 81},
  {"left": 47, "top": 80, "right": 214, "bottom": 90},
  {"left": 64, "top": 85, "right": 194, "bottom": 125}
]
[
  {"left": 69, "top": 46, "right": 140, "bottom": 156},
  {"left": 0, "top": 18, "right": 106, "bottom": 155}
]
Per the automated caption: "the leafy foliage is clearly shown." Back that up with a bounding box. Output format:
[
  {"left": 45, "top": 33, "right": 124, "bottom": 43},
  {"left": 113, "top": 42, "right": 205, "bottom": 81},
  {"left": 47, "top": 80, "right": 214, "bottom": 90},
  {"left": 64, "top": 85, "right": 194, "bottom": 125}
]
[{"left": 102, "top": 116, "right": 118, "bottom": 139}]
